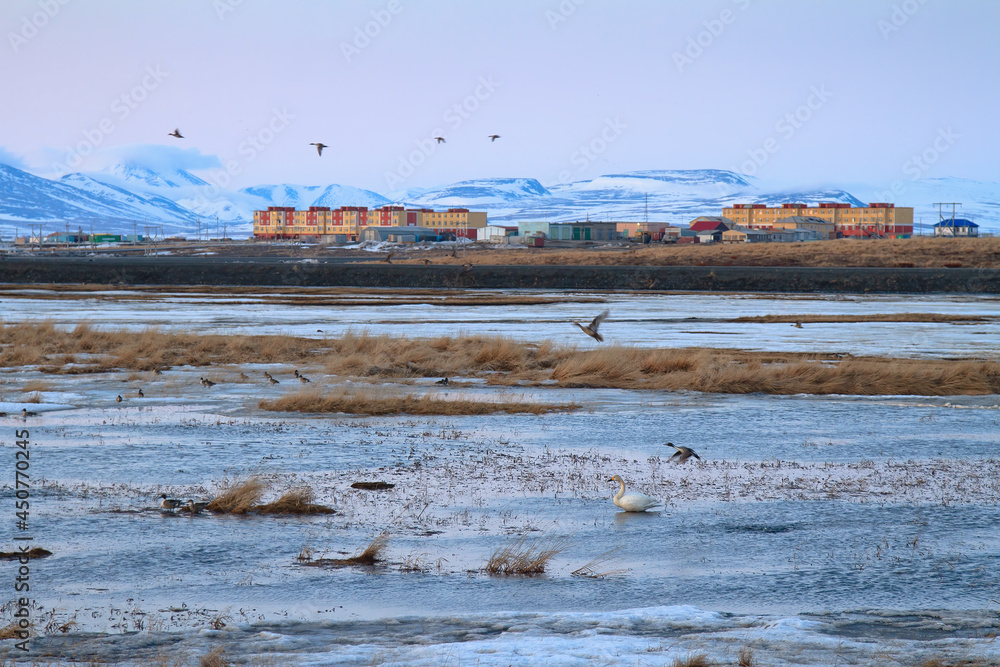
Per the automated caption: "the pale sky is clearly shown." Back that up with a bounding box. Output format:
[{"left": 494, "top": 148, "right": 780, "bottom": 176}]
[{"left": 1, "top": 0, "right": 997, "bottom": 193}]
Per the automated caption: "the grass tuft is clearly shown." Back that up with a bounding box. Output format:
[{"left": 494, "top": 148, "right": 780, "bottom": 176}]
[
  {"left": 301, "top": 532, "right": 390, "bottom": 568},
  {"left": 670, "top": 653, "right": 714, "bottom": 667},
  {"left": 198, "top": 647, "right": 230, "bottom": 667},
  {"left": 205, "top": 476, "right": 268, "bottom": 515},
  {"left": 254, "top": 488, "right": 335, "bottom": 515},
  {"left": 485, "top": 534, "right": 569, "bottom": 576}
]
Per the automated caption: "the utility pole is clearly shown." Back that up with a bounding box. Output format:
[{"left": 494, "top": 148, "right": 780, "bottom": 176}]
[{"left": 932, "top": 202, "right": 961, "bottom": 237}]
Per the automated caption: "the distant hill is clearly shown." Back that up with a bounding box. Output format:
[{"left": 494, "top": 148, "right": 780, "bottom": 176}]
[{"left": 1, "top": 161, "right": 996, "bottom": 238}]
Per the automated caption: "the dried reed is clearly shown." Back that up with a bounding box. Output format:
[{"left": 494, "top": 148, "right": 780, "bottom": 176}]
[
  {"left": 670, "top": 654, "right": 714, "bottom": 667},
  {"left": 301, "top": 532, "right": 390, "bottom": 568},
  {"left": 570, "top": 546, "right": 628, "bottom": 579},
  {"left": 204, "top": 476, "right": 268, "bottom": 515},
  {"left": 484, "top": 534, "right": 569, "bottom": 576},
  {"left": 258, "top": 387, "right": 577, "bottom": 416},
  {"left": 198, "top": 647, "right": 230, "bottom": 667},
  {"left": 253, "top": 488, "right": 335, "bottom": 515}
]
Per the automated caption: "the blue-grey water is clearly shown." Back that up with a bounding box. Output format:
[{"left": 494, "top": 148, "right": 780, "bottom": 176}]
[{"left": 1, "top": 288, "right": 998, "bottom": 665}]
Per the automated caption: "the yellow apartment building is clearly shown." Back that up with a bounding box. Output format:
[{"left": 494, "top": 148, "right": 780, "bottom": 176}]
[
  {"left": 723, "top": 203, "right": 914, "bottom": 238},
  {"left": 253, "top": 206, "right": 487, "bottom": 241}
]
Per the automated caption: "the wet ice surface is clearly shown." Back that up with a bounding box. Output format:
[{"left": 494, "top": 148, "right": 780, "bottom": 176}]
[
  {"left": 1, "top": 287, "right": 999, "bottom": 358},
  {"left": 1, "top": 289, "right": 999, "bottom": 665}
]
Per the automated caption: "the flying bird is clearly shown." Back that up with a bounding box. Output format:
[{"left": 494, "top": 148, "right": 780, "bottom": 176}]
[
  {"left": 488, "top": 134, "right": 501, "bottom": 142},
  {"left": 168, "top": 129, "right": 184, "bottom": 139},
  {"left": 382, "top": 251, "right": 393, "bottom": 263},
  {"left": 422, "top": 258, "right": 432, "bottom": 266},
  {"left": 310, "top": 142, "right": 328, "bottom": 156},
  {"left": 609, "top": 474, "right": 661, "bottom": 513},
  {"left": 434, "top": 136, "right": 446, "bottom": 144},
  {"left": 667, "top": 443, "right": 701, "bottom": 463},
  {"left": 572, "top": 310, "right": 609, "bottom": 342}
]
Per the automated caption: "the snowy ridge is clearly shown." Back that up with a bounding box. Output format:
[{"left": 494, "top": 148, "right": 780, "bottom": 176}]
[{"left": 1, "top": 160, "right": 997, "bottom": 237}]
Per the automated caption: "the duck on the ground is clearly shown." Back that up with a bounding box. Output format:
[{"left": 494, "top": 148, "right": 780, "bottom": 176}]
[{"left": 159, "top": 494, "right": 183, "bottom": 512}]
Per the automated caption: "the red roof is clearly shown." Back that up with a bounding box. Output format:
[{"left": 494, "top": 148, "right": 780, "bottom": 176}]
[{"left": 689, "top": 220, "right": 729, "bottom": 232}]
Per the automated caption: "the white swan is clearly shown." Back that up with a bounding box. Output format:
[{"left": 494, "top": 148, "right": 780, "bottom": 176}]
[{"left": 609, "top": 475, "right": 661, "bottom": 512}]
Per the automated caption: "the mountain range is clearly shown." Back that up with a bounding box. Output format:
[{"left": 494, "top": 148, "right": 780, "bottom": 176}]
[{"left": 0, "top": 161, "right": 996, "bottom": 239}]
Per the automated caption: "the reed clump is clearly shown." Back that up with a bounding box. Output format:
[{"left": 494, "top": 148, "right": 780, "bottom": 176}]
[
  {"left": 205, "top": 476, "right": 268, "bottom": 515},
  {"left": 198, "top": 647, "right": 230, "bottom": 667},
  {"left": 484, "top": 534, "right": 569, "bottom": 576},
  {"left": 670, "top": 654, "right": 714, "bottom": 667},
  {"left": 258, "top": 388, "right": 578, "bottom": 416},
  {"left": 301, "top": 532, "right": 390, "bottom": 568},
  {"left": 254, "top": 488, "right": 335, "bottom": 515}
]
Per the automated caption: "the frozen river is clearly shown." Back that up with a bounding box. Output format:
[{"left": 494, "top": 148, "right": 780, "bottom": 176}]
[{"left": 1, "top": 287, "right": 998, "bottom": 665}]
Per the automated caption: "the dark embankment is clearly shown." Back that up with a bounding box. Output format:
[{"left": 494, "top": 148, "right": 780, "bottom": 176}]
[{"left": 0, "top": 256, "right": 997, "bottom": 293}]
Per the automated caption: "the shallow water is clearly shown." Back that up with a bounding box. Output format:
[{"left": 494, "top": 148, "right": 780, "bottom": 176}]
[{"left": 1, "top": 288, "right": 999, "bottom": 665}]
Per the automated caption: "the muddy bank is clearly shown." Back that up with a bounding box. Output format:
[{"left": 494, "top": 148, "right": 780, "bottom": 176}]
[{"left": 0, "top": 256, "right": 997, "bottom": 293}]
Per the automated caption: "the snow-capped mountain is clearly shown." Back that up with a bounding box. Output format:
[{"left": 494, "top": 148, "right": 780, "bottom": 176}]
[
  {"left": 1, "top": 160, "right": 997, "bottom": 238},
  {"left": 0, "top": 163, "right": 197, "bottom": 238}
]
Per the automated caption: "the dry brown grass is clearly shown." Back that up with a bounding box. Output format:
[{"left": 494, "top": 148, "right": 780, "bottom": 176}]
[
  {"left": 258, "top": 387, "right": 578, "bottom": 416},
  {"left": 737, "top": 645, "right": 755, "bottom": 667},
  {"left": 570, "top": 546, "right": 628, "bottom": 579},
  {"left": 254, "top": 488, "right": 335, "bottom": 515},
  {"left": 204, "top": 476, "right": 268, "bottom": 515},
  {"left": 19, "top": 380, "right": 52, "bottom": 392},
  {"left": 198, "top": 647, "right": 230, "bottom": 667},
  {"left": 0, "top": 547, "right": 52, "bottom": 559},
  {"left": 302, "top": 532, "right": 390, "bottom": 568},
  {"left": 4, "top": 323, "right": 997, "bottom": 396},
  {"left": 397, "top": 236, "right": 1000, "bottom": 269},
  {"left": 484, "top": 534, "right": 569, "bottom": 576},
  {"left": 669, "top": 654, "right": 714, "bottom": 667},
  {"left": 0, "top": 623, "right": 23, "bottom": 640}
]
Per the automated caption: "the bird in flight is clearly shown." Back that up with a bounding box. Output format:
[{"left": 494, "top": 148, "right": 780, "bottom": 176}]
[
  {"left": 168, "top": 129, "right": 184, "bottom": 139},
  {"left": 488, "top": 135, "right": 501, "bottom": 142},
  {"left": 310, "top": 142, "right": 328, "bottom": 156},
  {"left": 571, "top": 310, "right": 609, "bottom": 342},
  {"left": 666, "top": 443, "right": 701, "bottom": 463},
  {"left": 382, "top": 251, "right": 393, "bottom": 264},
  {"left": 434, "top": 136, "right": 446, "bottom": 144}
]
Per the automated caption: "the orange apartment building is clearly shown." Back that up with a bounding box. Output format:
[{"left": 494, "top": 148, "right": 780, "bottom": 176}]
[
  {"left": 723, "top": 202, "right": 913, "bottom": 239},
  {"left": 253, "top": 206, "right": 486, "bottom": 241}
]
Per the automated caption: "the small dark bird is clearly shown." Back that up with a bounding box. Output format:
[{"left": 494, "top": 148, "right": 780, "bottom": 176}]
[
  {"left": 21, "top": 408, "right": 38, "bottom": 417},
  {"left": 572, "top": 310, "right": 609, "bottom": 342},
  {"left": 159, "top": 494, "right": 183, "bottom": 512},
  {"left": 294, "top": 370, "right": 311, "bottom": 383},
  {"left": 434, "top": 136, "right": 446, "bottom": 144},
  {"left": 186, "top": 499, "right": 210, "bottom": 514},
  {"left": 154, "top": 369, "right": 163, "bottom": 375},
  {"left": 792, "top": 322, "right": 803, "bottom": 329},
  {"left": 435, "top": 378, "right": 449, "bottom": 385},
  {"left": 239, "top": 372, "right": 250, "bottom": 381},
  {"left": 423, "top": 258, "right": 431, "bottom": 266},
  {"left": 168, "top": 128, "right": 184, "bottom": 139},
  {"left": 488, "top": 134, "right": 501, "bottom": 142},
  {"left": 116, "top": 395, "right": 123, "bottom": 403},
  {"left": 268, "top": 376, "right": 279, "bottom": 385},
  {"left": 382, "top": 251, "right": 393, "bottom": 264},
  {"left": 137, "top": 389, "right": 144, "bottom": 398},
  {"left": 200, "top": 377, "right": 215, "bottom": 387},
  {"left": 460, "top": 263, "right": 473, "bottom": 274},
  {"left": 310, "top": 142, "right": 328, "bottom": 156},
  {"left": 264, "top": 371, "right": 273, "bottom": 380},
  {"left": 667, "top": 442, "right": 701, "bottom": 463}
]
